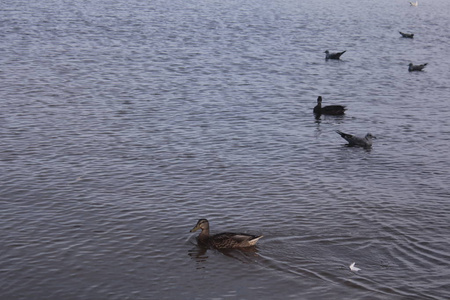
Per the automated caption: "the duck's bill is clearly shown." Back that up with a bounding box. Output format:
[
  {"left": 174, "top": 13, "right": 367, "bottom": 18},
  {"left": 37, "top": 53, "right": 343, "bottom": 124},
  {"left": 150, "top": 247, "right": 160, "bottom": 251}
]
[{"left": 190, "top": 226, "right": 200, "bottom": 232}]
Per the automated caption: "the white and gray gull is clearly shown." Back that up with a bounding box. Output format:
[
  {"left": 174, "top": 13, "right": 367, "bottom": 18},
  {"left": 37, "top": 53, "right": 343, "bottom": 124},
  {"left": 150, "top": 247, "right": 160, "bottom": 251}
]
[{"left": 336, "top": 130, "right": 376, "bottom": 148}]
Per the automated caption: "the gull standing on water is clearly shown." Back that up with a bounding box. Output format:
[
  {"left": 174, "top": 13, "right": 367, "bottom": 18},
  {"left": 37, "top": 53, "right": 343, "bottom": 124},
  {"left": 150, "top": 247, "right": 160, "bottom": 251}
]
[
  {"left": 336, "top": 130, "right": 376, "bottom": 148},
  {"left": 324, "top": 50, "right": 346, "bottom": 60}
]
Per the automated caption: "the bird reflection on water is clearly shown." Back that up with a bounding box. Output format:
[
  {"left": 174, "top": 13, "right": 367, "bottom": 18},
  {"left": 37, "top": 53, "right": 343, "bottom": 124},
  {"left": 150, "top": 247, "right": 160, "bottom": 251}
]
[
  {"left": 188, "top": 245, "right": 260, "bottom": 269},
  {"left": 188, "top": 244, "right": 260, "bottom": 266}
]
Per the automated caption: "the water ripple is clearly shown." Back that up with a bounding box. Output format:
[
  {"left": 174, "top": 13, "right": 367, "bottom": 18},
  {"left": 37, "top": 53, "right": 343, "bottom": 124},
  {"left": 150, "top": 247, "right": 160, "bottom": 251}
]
[{"left": 2, "top": 0, "right": 450, "bottom": 299}]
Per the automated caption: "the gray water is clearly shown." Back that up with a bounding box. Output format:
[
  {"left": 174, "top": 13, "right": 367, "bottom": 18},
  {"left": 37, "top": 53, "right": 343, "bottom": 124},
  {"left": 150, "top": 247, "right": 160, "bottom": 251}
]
[{"left": 1, "top": 0, "right": 449, "bottom": 299}]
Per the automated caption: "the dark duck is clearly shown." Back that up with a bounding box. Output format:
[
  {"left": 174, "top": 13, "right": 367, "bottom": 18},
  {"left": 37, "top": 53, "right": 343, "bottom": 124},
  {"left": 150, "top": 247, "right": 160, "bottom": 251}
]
[
  {"left": 324, "top": 50, "right": 346, "bottom": 60},
  {"left": 190, "top": 219, "right": 263, "bottom": 249},
  {"left": 399, "top": 31, "right": 414, "bottom": 38},
  {"left": 313, "top": 96, "right": 346, "bottom": 116}
]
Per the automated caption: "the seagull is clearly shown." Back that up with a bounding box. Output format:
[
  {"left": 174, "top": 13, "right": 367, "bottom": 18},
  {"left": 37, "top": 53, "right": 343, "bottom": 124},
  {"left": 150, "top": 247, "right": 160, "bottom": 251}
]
[
  {"left": 324, "top": 50, "right": 346, "bottom": 60},
  {"left": 313, "top": 96, "right": 346, "bottom": 115},
  {"left": 399, "top": 31, "right": 414, "bottom": 38},
  {"left": 350, "top": 262, "right": 361, "bottom": 272},
  {"left": 408, "top": 63, "right": 427, "bottom": 72},
  {"left": 336, "top": 130, "right": 376, "bottom": 148},
  {"left": 409, "top": 1, "right": 418, "bottom": 6}
]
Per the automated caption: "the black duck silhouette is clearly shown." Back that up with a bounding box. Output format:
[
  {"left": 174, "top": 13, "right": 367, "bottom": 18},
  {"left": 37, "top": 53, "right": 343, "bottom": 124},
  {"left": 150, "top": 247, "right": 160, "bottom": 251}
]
[
  {"left": 408, "top": 63, "right": 427, "bottom": 72},
  {"left": 314, "top": 96, "right": 346, "bottom": 116},
  {"left": 325, "top": 50, "right": 346, "bottom": 60}
]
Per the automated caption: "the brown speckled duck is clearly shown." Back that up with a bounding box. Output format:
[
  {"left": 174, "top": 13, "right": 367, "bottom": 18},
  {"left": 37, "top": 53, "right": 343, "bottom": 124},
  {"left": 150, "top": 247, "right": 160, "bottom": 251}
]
[
  {"left": 314, "top": 96, "right": 346, "bottom": 115},
  {"left": 190, "top": 219, "right": 263, "bottom": 249}
]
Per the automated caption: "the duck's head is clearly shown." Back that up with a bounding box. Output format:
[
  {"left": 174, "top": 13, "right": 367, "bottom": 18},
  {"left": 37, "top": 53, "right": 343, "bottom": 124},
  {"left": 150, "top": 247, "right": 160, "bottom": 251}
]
[
  {"left": 324, "top": 50, "right": 329, "bottom": 54},
  {"left": 366, "top": 133, "right": 376, "bottom": 139},
  {"left": 317, "top": 96, "right": 322, "bottom": 103},
  {"left": 190, "top": 219, "right": 209, "bottom": 232}
]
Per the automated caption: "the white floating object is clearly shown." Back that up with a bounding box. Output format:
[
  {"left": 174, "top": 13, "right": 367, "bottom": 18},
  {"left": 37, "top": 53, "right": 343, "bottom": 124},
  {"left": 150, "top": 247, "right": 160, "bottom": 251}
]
[{"left": 350, "top": 262, "right": 361, "bottom": 272}]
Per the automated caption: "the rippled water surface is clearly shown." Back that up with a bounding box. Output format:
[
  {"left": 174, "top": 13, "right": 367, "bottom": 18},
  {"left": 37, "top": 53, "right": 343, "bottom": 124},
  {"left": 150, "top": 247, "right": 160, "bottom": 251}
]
[{"left": 1, "top": 0, "right": 450, "bottom": 299}]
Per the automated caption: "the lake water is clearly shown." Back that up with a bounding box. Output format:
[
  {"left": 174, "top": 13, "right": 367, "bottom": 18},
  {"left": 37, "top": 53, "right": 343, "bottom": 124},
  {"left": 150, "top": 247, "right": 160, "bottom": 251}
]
[{"left": 1, "top": 0, "right": 449, "bottom": 299}]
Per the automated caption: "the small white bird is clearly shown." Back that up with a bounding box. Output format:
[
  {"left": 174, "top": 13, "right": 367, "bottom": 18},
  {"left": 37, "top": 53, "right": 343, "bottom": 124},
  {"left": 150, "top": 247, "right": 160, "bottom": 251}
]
[
  {"left": 409, "top": 1, "right": 418, "bottom": 7},
  {"left": 350, "top": 262, "right": 361, "bottom": 272}
]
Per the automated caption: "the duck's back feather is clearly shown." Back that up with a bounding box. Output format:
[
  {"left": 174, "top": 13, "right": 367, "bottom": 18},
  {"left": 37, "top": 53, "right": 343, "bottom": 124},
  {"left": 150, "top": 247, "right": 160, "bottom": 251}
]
[
  {"left": 209, "top": 232, "right": 263, "bottom": 249},
  {"left": 321, "top": 105, "right": 346, "bottom": 115}
]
